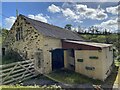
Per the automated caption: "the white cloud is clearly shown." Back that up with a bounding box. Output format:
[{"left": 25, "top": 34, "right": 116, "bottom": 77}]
[
  {"left": 106, "top": 5, "right": 120, "bottom": 15},
  {"left": 62, "top": 8, "right": 78, "bottom": 19},
  {"left": 4, "top": 14, "right": 49, "bottom": 30},
  {"left": 76, "top": 4, "right": 88, "bottom": 14},
  {"left": 48, "top": 4, "right": 61, "bottom": 13},
  {"left": 61, "top": 8, "right": 83, "bottom": 23},
  {"left": 75, "top": 4, "right": 108, "bottom": 20},
  {"left": 48, "top": 4, "right": 83, "bottom": 22},
  {"left": 62, "top": 8, "right": 75, "bottom": 17},
  {"left": 101, "top": 18, "right": 118, "bottom": 26},
  {"left": 95, "top": 18, "right": 118, "bottom": 32},
  {"left": 48, "top": 3, "right": 108, "bottom": 22},
  {"left": 5, "top": 16, "right": 16, "bottom": 30},
  {"left": 28, "top": 14, "right": 48, "bottom": 23},
  {"left": 94, "top": 9, "right": 108, "bottom": 20}
]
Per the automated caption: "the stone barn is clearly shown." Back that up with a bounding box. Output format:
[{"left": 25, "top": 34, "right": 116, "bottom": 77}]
[{"left": 3, "top": 14, "right": 114, "bottom": 81}]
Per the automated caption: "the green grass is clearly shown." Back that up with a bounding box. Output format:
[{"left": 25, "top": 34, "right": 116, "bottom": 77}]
[
  {"left": 48, "top": 68, "right": 118, "bottom": 85},
  {"left": 22, "top": 75, "right": 53, "bottom": 83},
  {"left": 0, "top": 85, "right": 62, "bottom": 90},
  {"left": 115, "top": 60, "right": 120, "bottom": 67},
  {"left": 0, "top": 36, "right": 2, "bottom": 44},
  {"left": 48, "top": 69, "right": 102, "bottom": 84}
]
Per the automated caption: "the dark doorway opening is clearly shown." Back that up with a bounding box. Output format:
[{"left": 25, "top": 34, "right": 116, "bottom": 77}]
[
  {"left": 52, "top": 49, "right": 64, "bottom": 70},
  {"left": 2, "top": 48, "right": 5, "bottom": 56}
]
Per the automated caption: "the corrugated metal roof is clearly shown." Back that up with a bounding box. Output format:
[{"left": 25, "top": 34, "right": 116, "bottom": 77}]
[
  {"left": 64, "top": 40, "right": 112, "bottom": 48},
  {"left": 20, "top": 14, "right": 84, "bottom": 41}
]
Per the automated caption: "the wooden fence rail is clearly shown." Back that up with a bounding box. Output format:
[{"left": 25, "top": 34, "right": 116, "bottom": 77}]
[{"left": 0, "top": 59, "right": 38, "bottom": 85}]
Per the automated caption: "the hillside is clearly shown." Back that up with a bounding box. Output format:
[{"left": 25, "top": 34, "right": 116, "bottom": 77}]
[{"left": 80, "top": 33, "right": 120, "bottom": 62}]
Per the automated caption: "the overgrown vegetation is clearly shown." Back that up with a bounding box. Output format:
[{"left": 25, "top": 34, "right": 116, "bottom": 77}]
[
  {"left": 1, "top": 28, "right": 9, "bottom": 42},
  {"left": 115, "top": 60, "right": 120, "bottom": 66},
  {"left": 81, "top": 34, "right": 117, "bottom": 43},
  {"left": 1, "top": 50, "right": 24, "bottom": 65},
  {"left": 47, "top": 67, "right": 119, "bottom": 87},
  {"left": 81, "top": 34, "right": 120, "bottom": 61},
  {"left": 48, "top": 69, "right": 102, "bottom": 84}
]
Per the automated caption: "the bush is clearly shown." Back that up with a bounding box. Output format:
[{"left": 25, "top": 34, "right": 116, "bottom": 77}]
[
  {"left": 117, "top": 55, "right": 120, "bottom": 62},
  {"left": 2, "top": 50, "right": 24, "bottom": 64}
]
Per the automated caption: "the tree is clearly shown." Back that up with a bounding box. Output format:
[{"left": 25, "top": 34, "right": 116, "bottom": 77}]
[
  {"left": 89, "top": 26, "right": 101, "bottom": 34},
  {"left": 89, "top": 26, "right": 97, "bottom": 34},
  {"left": 95, "top": 29, "right": 100, "bottom": 34},
  {"left": 2, "top": 28, "right": 9, "bottom": 42},
  {"left": 64, "top": 24, "right": 72, "bottom": 30}
]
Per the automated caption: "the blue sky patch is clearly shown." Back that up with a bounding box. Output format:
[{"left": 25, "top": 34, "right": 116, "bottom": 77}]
[{"left": 1, "top": 2, "right": 119, "bottom": 32}]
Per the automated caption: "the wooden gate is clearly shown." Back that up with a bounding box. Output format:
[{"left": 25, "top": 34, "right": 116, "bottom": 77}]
[{"left": 0, "top": 60, "right": 38, "bottom": 85}]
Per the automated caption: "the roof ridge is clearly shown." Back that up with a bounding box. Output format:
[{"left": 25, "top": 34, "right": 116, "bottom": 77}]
[
  {"left": 20, "top": 14, "right": 73, "bottom": 32},
  {"left": 19, "top": 14, "right": 84, "bottom": 41}
]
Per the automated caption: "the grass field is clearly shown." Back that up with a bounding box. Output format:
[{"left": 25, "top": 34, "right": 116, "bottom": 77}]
[{"left": 0, "top": 85, "right": 61, "bottom": 90}]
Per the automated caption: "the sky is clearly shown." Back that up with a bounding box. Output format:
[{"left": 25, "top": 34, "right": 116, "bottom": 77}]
[{"left": 1, "top": 2, "right": 120, "bottom": 32}]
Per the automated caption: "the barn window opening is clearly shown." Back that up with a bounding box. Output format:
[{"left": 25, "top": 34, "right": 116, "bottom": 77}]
[
  {"left": 77, "top": 59, "right": 83, "bottom": 62},
  {"left": 89, "top": 56, "right": 98, "bottom": 59},
  {"left": 85, "top": 66, "right": 95, "bottom": 70},
  {"left": 16, "top": 27, "right": 23, "bottom": 41}
]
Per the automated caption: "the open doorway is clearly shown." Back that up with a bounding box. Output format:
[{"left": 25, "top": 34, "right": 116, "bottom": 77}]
[
  {"left": 52, "top": 49, "right": 64, "bottom": 70},
  {"left": 67, "top": 49, "right": 75, "bottom": 71}
]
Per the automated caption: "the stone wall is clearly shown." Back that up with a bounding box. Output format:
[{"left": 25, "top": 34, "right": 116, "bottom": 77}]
[
  {"left": 3, "top": 16, "right": 62, "bottom": 73},
  {"left": 43, "top": 36, "right": 62, "bottom": 73},
  {"left": 3, "top": 16, "right": 44, "bottom": 60}
]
